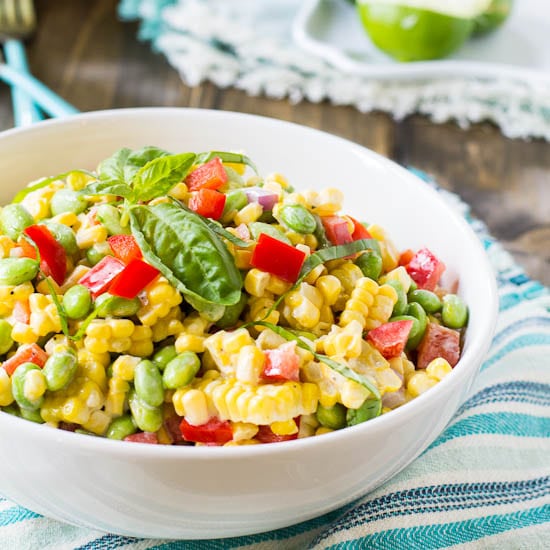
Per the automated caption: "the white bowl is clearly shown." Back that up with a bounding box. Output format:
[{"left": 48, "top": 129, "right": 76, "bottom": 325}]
[{"left": 0, "top": 108, "right": 498, "bottom": 539}]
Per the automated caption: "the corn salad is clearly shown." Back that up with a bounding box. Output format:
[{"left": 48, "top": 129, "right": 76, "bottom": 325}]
[{"left": 0, "top": 148, "right": 468, "bottom": 445}]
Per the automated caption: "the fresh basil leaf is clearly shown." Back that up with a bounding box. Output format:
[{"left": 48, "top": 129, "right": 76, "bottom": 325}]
[
  {"left": 12, "top": 170, "right": 96, "bottom": 203},
  {"left": 98, "top": 148, "right": 132, "bottom": 183},
  {"left": 79, "top": 180, "right": 134, "bottom": 199},
  {"left": 130, "top": 203, "right": 242, "bottom": 306},
  {"left": 132, "top": 153, "right": 196, "bottom": 202},
  {"left": 124, "top": 146, "right": 172, "bottom": 183},
  {"left": 196, "top": 151, "right": 258, "bottom": 174}
]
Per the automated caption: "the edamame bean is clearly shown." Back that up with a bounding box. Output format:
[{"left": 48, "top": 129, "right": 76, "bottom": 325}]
[
  {"left": 128, "top": 390, "right": 163, "bottom": 433},
  {"left": 408, "top": 289, "right": 442, "bottom": 314},
  {"left": 50, "top": 189, "right": 88, "bottom": 216},
  {"left": 0, "top": 204, "right": 34, "bottom": 240},
  {"left": 215, "top": 293, "right": 248, "bottom": 329},
  {"left": 106, "top": 414, "right": 137, "bottom": 440},
  {"left": 134, "top": 360, "right": 164, "bottom": 407},
  {"left": 355, "top": 250, "right": 383, "bottom": 281},
  {"left": 12, "top": 362, "right": 44, "bottom": 411},
  {"left": 405, "top": 302, "right": 428, "bottom": 349},
  {"left": 346, "top": 398, "right": 381, "bottom": 426},
  {"left": 163, "top": 352, "right": 201, "bottom": 389},
  {"left": 153, "top": 345, "right": 178, "bottom": 371},
  {"left": 86, "top": 242, "right": 112, "bottom": 266},
  {"left": 441, "top": 294, "right": 468, "bottom": 329},
  {"left": 278, "top": 204, "right": 317, "bottom": 234},
  {"left": 95, "top": 293, "right": 141, "bottom": 318},
  {"left": 222, "top": 190, "right": 248, "bottom": 219},
  {"left": 63, "top": 284, "right": 92, "bottom": 319},
  {"left": 390, "top": 314, "right": 421, "bottom": 349},
  {"left": 19, "top": 407, "right": 44, "bottom": 424},
  {"left": 96, "top": 204, "right": 129, "bottom": 236},
  {"left": 386, "top": 279, "right": 408, "bottom": 317},
  {"left": 43, "top": 348, "right": 78, "bottom": 391},
  {"left": 45, "top": 222, "right": 78, "bottom": 255},
  {"left": 0, "top": 258, "right": 39, "bottom": 285},
  {"left": 316, "top": 403, "right": 347, "bottom": 429},
  {"left": 248, "top": 222, "right": 292, "bottom": 245},
  {"left": 0, "top": 319, "right": 14, "bottom": 355}
]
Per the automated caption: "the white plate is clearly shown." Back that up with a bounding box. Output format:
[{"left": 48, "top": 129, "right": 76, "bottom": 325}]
[{"left": 292, "top": 0, "right": 550, "bottom": 83}]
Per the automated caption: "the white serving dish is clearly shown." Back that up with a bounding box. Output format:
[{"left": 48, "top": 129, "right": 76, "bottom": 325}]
[{"left": 0, "top": 108, "right": 498, "bottom": 539}]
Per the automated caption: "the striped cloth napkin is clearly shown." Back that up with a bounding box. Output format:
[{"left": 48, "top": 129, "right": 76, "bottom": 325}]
[{"left": 0, "top": 175, "right": 548, "bottom": 549}]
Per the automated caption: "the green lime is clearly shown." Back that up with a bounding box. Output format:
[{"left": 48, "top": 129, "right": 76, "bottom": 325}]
[
  {"left": 473, "top": 0, "right": 513, "bottom": 36},
  {"left": 356, "top": 1, "right": 490, "bottom": 62}
]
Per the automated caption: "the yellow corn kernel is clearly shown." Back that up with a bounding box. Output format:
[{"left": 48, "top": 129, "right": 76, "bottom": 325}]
[
  {"left": 76, "top": 225, "right": 108, "bottom": 249},
  {"left": 233, "top": 249, "right": 253, "bottom": 270},
  {"left": 234, "top": 202, "right": 263, "bottom": 226},
  {"left": 304, "top": 233, "right": 318, "bottom": 251},
  {"left": 426, "top": 358, "right": 453, "bottom": 381},
  {"left": 286, "top": 231, "right": 306, "bottom": 246},
  {"left": 35, "top": 278, "right": 61, "bottom": 296},
  {"left": 29, "top": 293, "right": 62, "bottom": 336},
  {"left": 149, "top": 280, "right": 181, "bottom": 306},
  {"left": 50, "top": 211, "right": 79, "bottom": 227},
  {"left": 224, "top": 162, "right": 246, "bottom": 175},
  {"left": 128, "top": 340, "right": 154, "bottom": 357},
  {"left": 375, "top": 367, "right": 403, "bottom": 395},
  {"left": 86, "top": 321, "right": 112, "bottom": 340},
  {"left": 225, "top": 439, "right": 260, "bottom": 446},
  {"left": 181, "top": 389, "right": 210, "bottom": 426},
  {"left": 82, "top": 410, "right": 111, "bottom": 435},
  {"left": 67, "top": 171, "right": 94, "bottom": 191},
  {"left": 0, "top": 235, "right": 15, "bottom": 259},
  {"left": 235, "top": 345, "right": 266, "bottom": 385},
  {"left": 11, "top": 323, "right": 38, "bottom": 344},
  {"left": 83, "top": 337, "right": 110, "bottom": 354},
  {"left": 265, "top": 275, "right": 291, "bottom": 296},
  {"left": 266, "top": 172, "right": 290, "bottom": 189},
  {"left": 175, "top": 334, "right": 205, "bottom": 354},
  {"left": 315, "top": 426, "right": 334, "bottom": 436},
  {"left": 224, "top": 328, "right": 255, "bottom": 355},
  {"left": 315, "top": 275, "right": 342, "bottom": 306},
  {"left": 77, "top": 347, "right": 110, "bottom": 367},
  {"left": 106, "top": 319, "right": 135, "bottom": 339},
  {"left": 78, "top": 361, "right": 107, "bottom": 392},
  {"left": 182, "top": 312, "right": 208, "bottom": 336},
  {"left": 244, "top": 268, "right": 270, "bottom": 297},
  {"left": 247, "top": 296, "right": 280, "bottom": 327},
  {"left": 407, "top": 372, "right": 438, "bottom": 398},
  {"left": 0, "top": 369, "right": 14, "bottom": 406},
  {"left": 112, "top": 355, "right": 141, "bottom": 381},
  {"left": 271, "top": 419, "right": 298, "bottom": 436},
  {"left": 340, "top": 380, "right": 371, "bottom": 409},
  {"left": 232, "top": 422, "right": 259, "bottom": 441},
  {"left": 367, "top": 224, "right": 399, "bottom": 272},
  {"left": 169, "top": 181, "right": 189, "bottom": 200},
  {"left": 104, "top": 393, "right": 126, "bottom": 417},
  {"left": 380, "top": 266, "right": 413, "bottom": 293},
  {"left": 285, "top": 292, "right": 320, "bottom": 329},
  {"left": 323, "top": 320, "right": 364, "bottom": 359}
]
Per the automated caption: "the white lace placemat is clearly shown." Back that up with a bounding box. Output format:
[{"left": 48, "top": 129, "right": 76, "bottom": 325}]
[{"left": 119, "top": 0, "right": 550, "bottom": 141}]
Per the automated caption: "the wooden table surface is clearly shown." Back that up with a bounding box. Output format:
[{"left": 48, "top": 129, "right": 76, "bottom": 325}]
[{"left": 1, "top": 0, "right": 549, "bottom": 285}]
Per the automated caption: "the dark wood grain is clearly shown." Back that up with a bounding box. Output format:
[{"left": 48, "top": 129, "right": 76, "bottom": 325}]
[{"left": 2, "top": 0, "right": 549, "bottom": 285}]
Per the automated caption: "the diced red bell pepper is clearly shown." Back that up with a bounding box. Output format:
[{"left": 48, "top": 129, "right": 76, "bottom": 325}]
[
  {"left": 79, "top": 256, "right": 126, "bottom": 298},
  {"left": 108, "top": 234, "right": 142, "bottom": 264},
  {"left": 405, "top": 248, "right": 446, "bottom": 291},
  {"left": 23, "top": 225, "right": 67, "bottom": 285},
  {"left": 180, "top": 417, "right": 233, "bottom": 445},
  {"left": 261, "top": 341, "right": 300, "bottom": 382},
  {"left": 185, "top": 157, "right": 228, "bottom": 192},
  {"left": 366, "top": 320, "right": 414, "bottom": 359},
  {"left": 321, "top": 216, "right": 353, "bottom": 245},
  {"left": 348, "top": 216, "right": 372, "bottom": 241},
  {"left": 2, "top": 343, "right": 48, "bottom": 376},
  {"left": 250, "top": 233, "right": 306, "bottom": 283},
  {"left": 398, "top": 249, "right": 415, "bottom": 267},
  {"left": 417, "top": 322, "right": 461, "bottom": 369},
  {"left": 188, "top": 188, "right": 227, "bottom": 220},
  {"left": 109, "top": 258, "right": 160, "bottom": 299},
  {"left": 255, "top": 425, "right": 298, "bottom": 444},
  {"left": 12, "top": 300, "right": 30, "bottom": 325},
  {"left": 124, "top": 432, "right": 159, "bottom": 444}
]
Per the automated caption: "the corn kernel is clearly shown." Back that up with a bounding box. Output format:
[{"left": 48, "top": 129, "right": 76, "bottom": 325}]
[
  {"left": 108, "top": 319, "right": 135, "bottom": 339},
  {"left": 234, "top": 202, "right": 263, "bottom": 226},
  {"left": 82, "top": 410, "right": 111, "bottom": 435},
  {"left": 426, "top": 358, "right": 453, "bottom": 381},
  {"left": 315, "top": 426, "right": 334, "bottom": 436},
  {"left": 244, "top": 268, "right": 270, "bottom": 297},
  {"left": 181, "top": 389, "right": 209, "bottom": 426},
  {"left": 175, "top": 334, "right": 205, "bottom": 354},
  {"left": 0, "top": 369, "right": 14, "bottom": 406},
  {"left": 235, "top": 345, "right": 265, "bottom": 385},
  {"left": 112, "top": 355, "right": 141, "bottom": 381},
  {"left": 271, "top": 419, "right": 298, "bottom": 436},
  {"left": 407, "top": 372, "right": 438, "bottom": 398},
  {"left": 232, "top": 422, "right": 259, "bottom": 441},
  {"left": 11, "top": 322, "right": 38, "bottom": 344}
]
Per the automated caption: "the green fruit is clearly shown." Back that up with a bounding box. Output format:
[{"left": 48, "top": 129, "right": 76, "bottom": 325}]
[
  {"left": 356, "top": 1, "right": 490, "bottom": 62},
  {"left": 473, "top": 0, "right": 513, "bottom": 36}
]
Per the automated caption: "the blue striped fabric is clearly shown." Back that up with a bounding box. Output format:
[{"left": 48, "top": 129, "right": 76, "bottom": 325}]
[{"left": 1, "top": 175, "right": 549, "bottom": 549}]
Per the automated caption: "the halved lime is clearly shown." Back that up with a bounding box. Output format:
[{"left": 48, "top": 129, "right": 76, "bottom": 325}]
[
  {"left": 473, "top": 0, "right": 513, "bottom": 36},
  {"left": 356, "top": 0, "right": 492, "bottom": 62}
]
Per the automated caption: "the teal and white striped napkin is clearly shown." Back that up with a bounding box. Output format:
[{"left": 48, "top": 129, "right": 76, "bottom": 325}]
[{"left": 1, "top": 175, "right": 548, "bottom": 550}]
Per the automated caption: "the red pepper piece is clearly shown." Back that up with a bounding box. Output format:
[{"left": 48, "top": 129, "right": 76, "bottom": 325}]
[
  {"left": 398, "top": 249, "right": 415, "bottom": 267},
  {"left": 185, "top": 157, "right": 228, "bottom": 192},
  {"left": 108, "top": 234, "right": 142, "bottom": 264},
  {"left": 180, "top": 417, "right": 233, "bottom": 445},
  {"left": 255, "top": 425, "right": 298, "bottom": 444},
  {"left": 250, "top": 233, "right": 306, "bottom": 283},
  {"left": 261, "top": 341, "right": 300, "bottom": 382},
  {"left": 321, "top": 216, "right": 353, "bottom": 245},
  {"left": 109, "top": 258, "right": 160, "bottom": 299},
  {"left": 417, "top": 322, "right": 461, "bottom": 369},
  {"left": 348, "top": 216, "right": 372, "bottom": 241},
  {"left": 188, "top": 188, "right": 227, "bottom": 220},
  {"left": 2, "top": 343, "right": 48, "bottom": 376},
  {"left": 405, "top": 248, "right": 446, "bottom": 291},
  {"left": 79, "top": 256, "right": 126, "bottom": 298},
  {"left": 124, "top": 432, "right": 159, "bottom": 444},
  {"left": 23, "top": 225, "right": 67, "bottom": 285},
  {"left": 366, "top": 320, "right": 414, "bottom": 359}
]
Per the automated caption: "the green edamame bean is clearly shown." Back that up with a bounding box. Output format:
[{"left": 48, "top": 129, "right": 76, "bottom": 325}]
[
  {"left": 19, "top": 407, "right": 44, "bottom": 424},
  {"left": 442, "top": 294, "right": 468, "bottom": 329},
  {"left": 86, "top": 242, "right": 112, "bottom": 266},
  {"left": 355, "top": 250, "right": 383, "bottom": 281},
  {"left": 409, "top": 280, "right": 418, "bottom": 292},
  {"left": 95, "top": 204, "right": 130, "bottom": 236},
  {"left": 153, "top": 345, "right": 178, "bottom": 371},
  {"left": 390, "top": 314, "right": 421, "bottom": 348},
  {"left": 43, "top": 348, "right": 78, "bottom": 391},
  {"left": 163, "top": 352, "right": 201, "bottom": 390},
  {"left": 50, "top": 189, "right": 88, "bottom": 216},
  {"left": 346, "top": 398, "right": 381, "bottom": 426},
  {"left": 128, "top": 390, "right": 163, "bottom": 433},
  {"left": 12, "top": 362, "right": 44, "bottom": 411},
  {"left": 0, "top": 258, "right": 39, "bottom": 285},
  {"left": 248, "top": 222, "right": 292, "bottom": 245},
  {"left": 95, "top": 293, "right": 141, "bottom": 318},
  {"left": 215, "top": 292, "right": 248, "bottom": 329},
  {"left": 63, "top": 284, "right": 92, "bottom": 319},
  {"left": 408, "top": 289, "right": 442, "bottom": 314},
  {"left": 45, "top": 222, "right": 79, "bottom": 255},
  {"left": 0, "top": 319, "right": 14, "bottom": 355},
  {"left": 316, "top": 403, "right": 347, "bottom": 430},
  {"left": 134, "top": 360, "right": 164, "bottom": 407},
  {"left": 386, "top": 280, "right": 408, "bottom": 317},
  {"left": 106, "top": 414, "right": 137, "bottom": 440},
  {"left": 405, "top": 302, "right": 428, "bottom": 349},
  {"left": 278, "top": 204, "right": 317, "bottom": 234},
  {"left": 0, "top": 204, "right": 34, "bottom": 240},
  {"left": 222, "top": 190, "right": 248, "bottom": 218}
]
